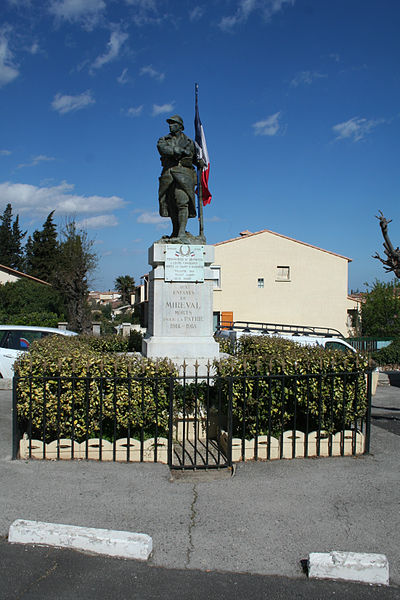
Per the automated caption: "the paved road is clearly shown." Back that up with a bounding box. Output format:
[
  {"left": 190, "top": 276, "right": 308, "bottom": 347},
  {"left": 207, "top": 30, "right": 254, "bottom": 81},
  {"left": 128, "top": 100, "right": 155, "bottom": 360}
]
[
  {"left": 0, "top": 539, "right": 398, "bottom": 600},
  {"left": 0, "top": 383, "right": 399, "bottom": 597}
]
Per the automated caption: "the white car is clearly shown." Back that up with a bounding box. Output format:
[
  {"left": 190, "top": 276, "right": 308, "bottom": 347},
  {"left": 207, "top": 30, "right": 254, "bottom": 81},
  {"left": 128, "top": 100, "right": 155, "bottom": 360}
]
[
  {"left": 0, "top": 325, "right": 77, "bottom": 379},
  {"left": 215, "top": 322, "right": 357, "bottom": 354}
]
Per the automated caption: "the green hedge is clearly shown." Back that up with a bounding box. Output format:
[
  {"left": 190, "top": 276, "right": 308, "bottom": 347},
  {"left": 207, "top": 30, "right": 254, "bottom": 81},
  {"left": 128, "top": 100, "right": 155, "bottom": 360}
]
[
  {"left": 78, "top": 334, "right": 129, "bottom": 353},
  {"left": 15, "top": 334, "right": 371, "bottom": 446},
  {"left": 214, "top": 336, "right": 369, "bottom": 438},
  {"left": 77, "top": 331, "right": 143, "bottom": 353},
  {"left": 15, "top": 335, "right": 176, "bottom": 442},
  {"left": 0, "top": 311, "right": 61, "bottom": 328}
]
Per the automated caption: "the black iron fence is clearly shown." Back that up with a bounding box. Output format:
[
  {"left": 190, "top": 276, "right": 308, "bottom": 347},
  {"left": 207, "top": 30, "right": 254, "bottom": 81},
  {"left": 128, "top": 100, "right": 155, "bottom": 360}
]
[
  {"left": 12, "top": 369, "right": 373, "bottom": 469},
  {"left": 347, "top": 337, "right": 394, "bottom": 353}
]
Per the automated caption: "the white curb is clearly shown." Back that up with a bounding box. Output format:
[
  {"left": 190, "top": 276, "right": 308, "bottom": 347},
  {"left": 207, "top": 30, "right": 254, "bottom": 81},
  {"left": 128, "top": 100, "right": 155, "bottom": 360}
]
[
  {"left": 308, "top": 551, "right": 389, "bottom": 586},
  {"left": 8, "top": 519, "right": 152, "bottom": 561}
]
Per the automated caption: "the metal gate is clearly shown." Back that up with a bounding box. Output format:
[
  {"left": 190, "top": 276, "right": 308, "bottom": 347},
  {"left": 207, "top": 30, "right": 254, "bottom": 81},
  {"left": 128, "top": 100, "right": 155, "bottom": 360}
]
[{"left": 167, "top": 375, "right": 232, "bottom": 470}]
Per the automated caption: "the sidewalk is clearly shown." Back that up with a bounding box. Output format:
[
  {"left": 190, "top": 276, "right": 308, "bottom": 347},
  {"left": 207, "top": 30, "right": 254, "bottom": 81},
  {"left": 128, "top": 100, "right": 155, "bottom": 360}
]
[{"left": 0, "top": 385, "right": 399, "bottom": 586}]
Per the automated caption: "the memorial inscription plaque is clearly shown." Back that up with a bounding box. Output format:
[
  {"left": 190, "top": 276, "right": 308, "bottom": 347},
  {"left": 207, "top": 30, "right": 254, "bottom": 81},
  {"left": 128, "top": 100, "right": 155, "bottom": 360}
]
[
  {"left": 163, "top": 283, "right": 204, "bottom": 336},
  {"left": 165, "top": 244, "right": 204, "bottom": 282}
]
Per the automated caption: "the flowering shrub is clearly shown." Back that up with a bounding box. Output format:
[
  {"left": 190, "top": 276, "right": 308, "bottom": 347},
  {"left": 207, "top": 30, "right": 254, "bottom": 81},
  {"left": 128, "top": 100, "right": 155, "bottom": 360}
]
[
  {"left": 15, "top": 335, "right": 176, "bottom": 442},
  {"left": 214, "top": 335, "right": 370, "bottom": 438}
]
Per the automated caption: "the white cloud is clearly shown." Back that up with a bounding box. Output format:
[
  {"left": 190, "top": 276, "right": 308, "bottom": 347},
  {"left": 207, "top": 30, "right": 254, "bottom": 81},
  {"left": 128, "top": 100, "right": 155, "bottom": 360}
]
[
  {"left": 332, "top": 116, "right": 386, "bottom": 142},
  {"left": 290, "top": 70, "right": 326, "bottom": 87},
  {"left": 219, "top": 0, "right": 295, "bottom": 31},
  {"left": 205, "top": 215, "right": 222, "bottom": 223},
  {"left": 49, "top": 0, "right": 106, "bottom": 28},
  {"left": 135, "top": 210, "right": 167, "bottom": 228},
  {"left": 51, "top": 90, "right": 95, "bottom": 114},
  {"left": 140, "top": 64, "right": 165, "bottom": 82},
  {"left": 152, "top": 102, "right": 174, "bottom": 116},
  {"left": 189, "top": 6, "right": 204, "bottom": 21},
  {"left": 17, "top": 155, "right": 55, "bottom": 169},
  {"left": 77, "top": 214, "right": 119, "bottom": 229},
  {"left": 125, "top": 105, "right": 143, "bottom": 117},
  {"left": 29, "top": 42, "right": 40, "bottom": 55},
  {"left": 252, "top": 112, "right": 281, "bottom": 136},
  {"left": 0, "top": 181, "right": 126, "bottom": 216},
  {"left": 124, "top": 0, "right": 161, "bottom": 26},
  {"left": 117, "top": 67, "right": 129, "bottom": 84},
  {"left": 91, "top": 30, "right": 129, "bottom": 71},
  {"left": 0, "top": 150, "right": 12, "bottom": 156},
  {"left": 0, "top": 31, "right": 19, "bottom": 87}
]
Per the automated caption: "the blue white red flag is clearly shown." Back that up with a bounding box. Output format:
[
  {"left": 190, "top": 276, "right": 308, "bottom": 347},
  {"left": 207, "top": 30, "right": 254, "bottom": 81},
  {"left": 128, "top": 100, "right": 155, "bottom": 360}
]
[{"left": 194, "top": 85, "right": 212, "bottom": 206}]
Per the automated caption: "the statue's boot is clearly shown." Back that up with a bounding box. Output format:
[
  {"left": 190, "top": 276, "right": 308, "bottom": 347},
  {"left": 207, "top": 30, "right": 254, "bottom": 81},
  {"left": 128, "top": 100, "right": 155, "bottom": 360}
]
[
  {"left": 170, "top": 215, "right": 179, "bottom": 238},
  {"left": 177, "top": 206, "right": 189, "bottom": 239}
]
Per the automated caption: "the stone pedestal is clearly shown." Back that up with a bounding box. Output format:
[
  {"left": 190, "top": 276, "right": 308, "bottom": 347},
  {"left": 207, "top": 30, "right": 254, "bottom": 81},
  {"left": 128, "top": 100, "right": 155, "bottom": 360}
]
[{"left": 142, "top": 243, "right": 220, "bottom": 373}]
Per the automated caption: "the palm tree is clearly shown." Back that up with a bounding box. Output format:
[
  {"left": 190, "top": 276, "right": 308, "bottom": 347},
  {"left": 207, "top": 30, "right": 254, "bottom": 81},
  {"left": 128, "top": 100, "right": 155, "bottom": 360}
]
[{"left": 114, "top": 275, "right": 136, "bottom": 305}]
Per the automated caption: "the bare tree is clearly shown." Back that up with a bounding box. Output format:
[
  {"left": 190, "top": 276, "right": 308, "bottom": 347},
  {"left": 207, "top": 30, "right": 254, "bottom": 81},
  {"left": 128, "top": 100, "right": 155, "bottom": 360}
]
[{"left": 373, "top": 211, "right": 400, "bottom": 278}]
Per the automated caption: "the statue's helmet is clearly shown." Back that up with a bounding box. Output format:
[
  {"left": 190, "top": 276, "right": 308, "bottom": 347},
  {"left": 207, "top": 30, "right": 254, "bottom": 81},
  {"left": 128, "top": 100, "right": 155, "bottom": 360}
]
[{"left": 166, "top": 114, "right": 184, "bottom": 129}]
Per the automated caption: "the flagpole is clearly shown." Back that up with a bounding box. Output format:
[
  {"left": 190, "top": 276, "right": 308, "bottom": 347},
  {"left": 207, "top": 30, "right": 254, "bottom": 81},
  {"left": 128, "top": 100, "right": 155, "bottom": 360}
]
[
  {"left": 195, "top": 83, "right": 204, "bottom": 239},
  {"left": 198, "top": 169, "right": 204, "bottom": 238}
]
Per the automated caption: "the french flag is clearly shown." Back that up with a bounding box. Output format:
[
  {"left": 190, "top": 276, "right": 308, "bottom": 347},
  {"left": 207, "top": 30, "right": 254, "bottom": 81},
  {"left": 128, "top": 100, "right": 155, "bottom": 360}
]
[{"left": 194, "top": 84, "right": 212, "bottom": 206}]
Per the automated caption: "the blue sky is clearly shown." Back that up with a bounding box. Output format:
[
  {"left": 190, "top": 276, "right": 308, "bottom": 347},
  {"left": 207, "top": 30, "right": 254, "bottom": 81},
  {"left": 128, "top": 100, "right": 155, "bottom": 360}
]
[{"left": 0, "top": 0, "right": 399, "bottom": 292}]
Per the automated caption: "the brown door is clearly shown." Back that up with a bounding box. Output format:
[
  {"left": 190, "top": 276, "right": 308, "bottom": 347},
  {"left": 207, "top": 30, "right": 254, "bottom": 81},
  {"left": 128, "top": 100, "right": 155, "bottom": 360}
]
[{"left": 221, "top": 311, "right": 233, "bottom": 329}]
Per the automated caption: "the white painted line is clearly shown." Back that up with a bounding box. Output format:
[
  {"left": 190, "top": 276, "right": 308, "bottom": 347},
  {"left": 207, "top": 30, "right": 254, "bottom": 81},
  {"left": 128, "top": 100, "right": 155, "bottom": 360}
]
[
  {"left": 8, "top": 519, "right": 152, "bottom": 561},
  {"left": 308, "top": 551, "right": 389, "bottom": 586}
]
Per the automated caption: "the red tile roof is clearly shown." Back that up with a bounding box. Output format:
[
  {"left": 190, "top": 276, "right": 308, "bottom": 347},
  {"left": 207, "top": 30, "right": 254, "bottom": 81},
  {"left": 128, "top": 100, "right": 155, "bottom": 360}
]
[
  {"left": 0, "top": 264, "right": 51, "bottom": 285},
  {"left": 214, "top": 229, "right": 352, "bottom": 262}
]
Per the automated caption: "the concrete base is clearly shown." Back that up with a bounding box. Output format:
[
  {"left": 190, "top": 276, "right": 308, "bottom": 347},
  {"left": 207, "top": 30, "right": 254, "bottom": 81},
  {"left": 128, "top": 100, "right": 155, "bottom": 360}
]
[
  {"left": 142, "top": 335, "right": 219, "bottom": 359},
  {"left": 308, "top": 551, "right": 389, "bottom": 586},
  {"left": 8, "top": 519, "right": 152, "bottom": 561},
  {"left": 142, "top": 243, "right": 220, "bottom": 375},
  {"left": 143, "top": 336, "right": 220, "bottom": 376}
]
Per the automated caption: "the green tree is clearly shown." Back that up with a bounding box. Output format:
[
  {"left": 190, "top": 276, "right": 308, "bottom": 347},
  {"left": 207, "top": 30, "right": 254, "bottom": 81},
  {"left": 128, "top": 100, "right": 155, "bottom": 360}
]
[
  {"left": 53, "top": 221, "right": 97, "bottom": 333},
  {"left": 361, "top": 280, "right": 400, "bottom": 337},
  {"left": 114, "top": 274, "right": 135, "bottom": 305},
  {"left": 25, "top": 211, "right": 59, "bottom": 282},
  {"left": 11, "top": 215, "right": 26, "bottom": 270},
  {"left": 0, "top": 279, "right": 66, "bottom": 326},
  {"left": 0, "top": 204, "right": 26, "bottom": 269},
  {"left": 0, "top": 204, "right": 13, "bottom": 266}
]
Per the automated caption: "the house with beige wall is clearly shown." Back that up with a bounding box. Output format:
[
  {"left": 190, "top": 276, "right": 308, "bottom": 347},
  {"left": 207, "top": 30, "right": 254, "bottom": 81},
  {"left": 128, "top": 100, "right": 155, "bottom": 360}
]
[
  {"left": 0, "top": 264, "right": 49, "bottom": 287},
  {"left": 212, "top": 230, "right": 358, "bottom": 337}
]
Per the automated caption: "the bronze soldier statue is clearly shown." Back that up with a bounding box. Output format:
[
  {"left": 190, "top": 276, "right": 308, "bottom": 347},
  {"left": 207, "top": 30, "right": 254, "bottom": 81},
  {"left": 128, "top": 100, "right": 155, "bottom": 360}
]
[{"left": 157, "top": 115, "right": 203, "bottom": 242}]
